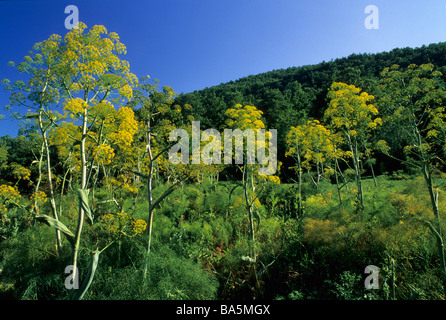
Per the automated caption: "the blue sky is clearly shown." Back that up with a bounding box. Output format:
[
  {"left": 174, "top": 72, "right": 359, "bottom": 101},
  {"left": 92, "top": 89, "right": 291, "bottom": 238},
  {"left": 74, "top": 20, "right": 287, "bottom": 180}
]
[{"left": 0, "top": 0, "right": 445, "bottom": 137}]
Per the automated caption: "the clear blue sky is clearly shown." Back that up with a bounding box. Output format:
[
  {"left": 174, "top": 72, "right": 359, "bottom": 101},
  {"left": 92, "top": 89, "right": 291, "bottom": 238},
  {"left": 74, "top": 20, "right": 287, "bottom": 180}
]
[{"left": 1, "top": 0, "right": 445, "bottom": 137}]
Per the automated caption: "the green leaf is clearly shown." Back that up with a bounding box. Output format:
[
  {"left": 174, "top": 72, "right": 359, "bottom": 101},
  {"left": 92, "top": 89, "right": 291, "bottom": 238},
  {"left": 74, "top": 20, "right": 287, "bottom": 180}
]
[
  {"left": 72, "top": 250, "right": 100, "bottom": 300},
  {"left": 24, "top": 112, "right": 39, "bottom": 119},
  {"left": 77, "top": 189, "right": 93, "bottom": 223},
  {"left": 35, "top": 214, "right": 75, "bottom": 245}
]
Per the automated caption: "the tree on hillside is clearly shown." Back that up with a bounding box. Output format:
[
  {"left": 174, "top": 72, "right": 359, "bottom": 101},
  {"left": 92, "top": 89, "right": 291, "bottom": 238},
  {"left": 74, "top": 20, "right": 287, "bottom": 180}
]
[
  {"left": 224, "top": 104, "right": 279, "bottom": 297},
  {"left": 128, "top": 76, "right": 194, "bottom": 278},
  {"left": 4, "top": 22, "right": 138, "bottom": 299},
  {"left": 323, "top": 82, "right": 382, "bottom": 211},
  {"left": 286, "top": 120, "right": 344, "bottom": 216},
  {"left": 378, "top": 63, "right": 446, "bottom": 294},
  {"left": 3, "top": 37, "right": 67, "bottom": 254}
]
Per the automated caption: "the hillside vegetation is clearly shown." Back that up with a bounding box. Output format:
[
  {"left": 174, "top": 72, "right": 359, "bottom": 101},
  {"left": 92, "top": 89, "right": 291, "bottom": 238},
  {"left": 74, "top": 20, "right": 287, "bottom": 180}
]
[{"left": 1, "top": 24, "right": 446, "bottom": 300}]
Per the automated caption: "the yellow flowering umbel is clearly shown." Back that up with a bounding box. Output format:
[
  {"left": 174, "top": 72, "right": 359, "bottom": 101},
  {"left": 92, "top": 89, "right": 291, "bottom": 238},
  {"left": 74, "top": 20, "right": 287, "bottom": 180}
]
[
  {"left": 63, "top": 97, "right": 89, "bottom": 116},
  {"left": 100, "top": 211, "right": 147, "bottom": 238},
  {"left": 107, "top": 176, "right": 139, "bottom": 195},
  {"left": 13, "top": 166, "right": 31, "bottom": 181},
  {"left": 93, "top": 143, "right": 115, "bottom": 166},
  {"left": 31, "top": 190, "right": 47, "bottom": 206},
  {"left": 109, "top": 106, "right": 138, "bottom": 147},
  {"left": 132, "top": 219, "right": 147, "bottom": 235},
  {"left": 0, "top": 184, "right": 21, "bottom": 216}
]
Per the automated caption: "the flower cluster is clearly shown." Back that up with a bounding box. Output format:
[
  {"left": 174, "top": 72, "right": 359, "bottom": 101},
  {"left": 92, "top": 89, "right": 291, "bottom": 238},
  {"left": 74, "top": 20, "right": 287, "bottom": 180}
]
[
  {"left": 325, "top": 82, "right": 382, "bottom": 136},
  {"left": 132, "top": 219, "right": 147, "bottom": 235},
  {"left": 0, "top": 184, "right": 21, "bottom": 213},
  {"left": 286, "top": 120, "right": 341, "bottom": 175},
  {"left": 122, "top": 183, "right": 138, "bottom": 195},
  {"left": 93, "top": 143, "right": 115, "bottom": 166},
  {"left": 107, "top": 177, "right": 138, "bottom": 195},
  {"left": 109, "top": 106, "right": 138, "bottom": 147},
  {"left": 13, "top": 166, "right": 31, "bottom": 181},
  {"left": 225, "top": 104, "right": 265, "bottom": 130},
  {"left": 63, "top": 97, "right": 88, "bottom": 115},
  {"left": 31, "top": 190, "right": 47, "bottom": 206},
  {"left": 100, "top": 211, "right": 147, "bottom": 238},
  {"left": 258, "top": 174, "right": 281, "bottom": 185}
]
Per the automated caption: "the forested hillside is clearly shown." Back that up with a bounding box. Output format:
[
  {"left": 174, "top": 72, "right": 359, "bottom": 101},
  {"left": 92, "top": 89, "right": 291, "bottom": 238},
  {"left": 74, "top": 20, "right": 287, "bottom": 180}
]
[
  {"left": 1, "top": 24, "right": 446, "bottom": 301},
  {"left": 177, "top": 42, "right": 446, "bottom": 128},
  {"left": 176, "top": 42, "right": 446, "bottom": 179}
]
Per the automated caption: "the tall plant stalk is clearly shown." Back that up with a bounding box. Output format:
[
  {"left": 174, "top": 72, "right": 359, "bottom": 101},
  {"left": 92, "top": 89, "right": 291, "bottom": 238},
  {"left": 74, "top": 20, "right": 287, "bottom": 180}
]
[
  {"left": 37, "top": 75, "right": 62, "bottom": 254},
  {"left": 71, "top": 108, "right": 88, "bottom": 286}
]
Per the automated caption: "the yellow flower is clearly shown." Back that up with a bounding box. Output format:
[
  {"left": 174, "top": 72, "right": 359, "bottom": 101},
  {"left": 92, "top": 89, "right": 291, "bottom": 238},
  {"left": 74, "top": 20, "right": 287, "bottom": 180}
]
[
  {"left": 0, "top": 185, "right": 21, "bottom": 200},
  {"left": 63, "top": 97, "right": 88, "bottom": 115},
  {"left": 259, "top": 175, "right": 280, "bottom": 184},
  {"left": 100, "top": 211, "right": 146, "bottom": 238},
  {"left": 0, "top": 184, "right": 21, "bottom": 208},
  {"left": 132, "top": 219, "right": 147, "bottom": 235},
  {"left": 109, "top": 106, "right": 138, "bottom": 147},
  {"left": 31, "top": 191, "right": 47, "bottom": 205},
  {"left": 93, "top": 143, "right": 115, "bottom": 165},
  {"left": 13, "top": 166, "right": 31, "bottom": 181}
]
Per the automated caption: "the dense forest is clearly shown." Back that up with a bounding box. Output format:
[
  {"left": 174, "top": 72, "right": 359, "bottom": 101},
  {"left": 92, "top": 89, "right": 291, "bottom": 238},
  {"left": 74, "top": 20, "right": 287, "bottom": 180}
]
[{"left": 1, "top": 23, "right": 446, "bottom": 301}]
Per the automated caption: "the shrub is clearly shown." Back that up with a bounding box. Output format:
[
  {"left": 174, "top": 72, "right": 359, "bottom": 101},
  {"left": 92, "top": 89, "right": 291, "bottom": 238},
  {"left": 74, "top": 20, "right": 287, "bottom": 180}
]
[
  {"left": 89, "top": 244, "right": 218, "bottom": 300},
  {"left": 302, "top": 218, "right": 346, "bottom": 247},
  {"left": 0, "top": 224, "right": 72, "bottom": 299},
  {"left": 325, "top": 270, "right": 366, "bottom": 300}
]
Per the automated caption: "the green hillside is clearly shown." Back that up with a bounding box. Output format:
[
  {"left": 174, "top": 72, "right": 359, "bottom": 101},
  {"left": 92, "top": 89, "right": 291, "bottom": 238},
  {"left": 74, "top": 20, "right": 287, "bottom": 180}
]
[
  {"left": 176, "top": 42, "right": 446, "bottom": 178},
  {"left": 177, "top": 42, "right": 446, "bottom": 128},
  {"left": 2, "top": 23, "right": 446, "bottom": 302}
]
